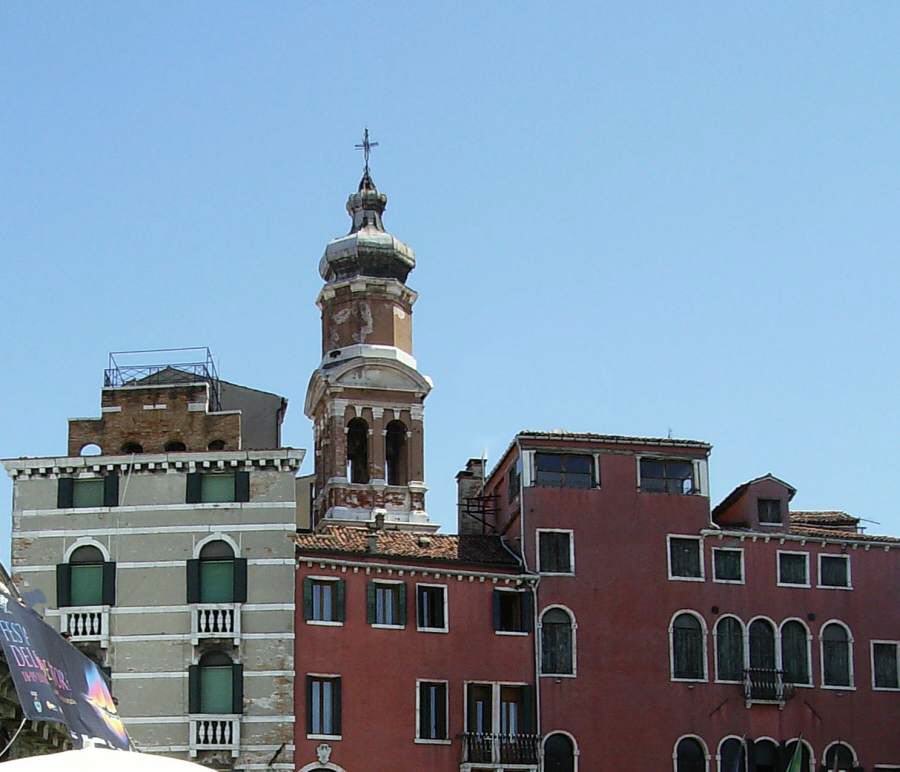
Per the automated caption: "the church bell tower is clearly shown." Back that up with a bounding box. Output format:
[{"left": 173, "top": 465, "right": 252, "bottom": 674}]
[{"left": 304, "top": 133, "right": 435, "bottom": 531}]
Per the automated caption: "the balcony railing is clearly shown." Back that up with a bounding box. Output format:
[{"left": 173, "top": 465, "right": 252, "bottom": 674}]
[
  {"left": 189, "top": 715, "right": 240, "bottom": 758},
  {"left": 61, "top": 606, "right": 110, "bottom": 648},
  {"left": 743, "top": 667, "right": 794, "bottom": 706},
  {"left": 461, "top": 732, "right": 540, "bottom": 765},
  {"left": 191, "top": 603, "right": 241, "bottom": 646}
]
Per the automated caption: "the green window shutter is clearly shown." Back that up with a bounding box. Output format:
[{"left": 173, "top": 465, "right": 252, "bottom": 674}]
[
  {"left": 335, "top": 580, "right": 346, "bottom": 622},
  {"left": 70, "top": 565, "right": 103, "bottom": 606},
  {"left": 302, "top": 578, "right": 313, "bottom": 621},
  {"left": 186, "top": 473, "right": 202, "bottom": 504},
  {"left": 305, "top": 676, "right": 313, "bottom": 734},
  {"left": 56, "top": 564, "right": 71, "bottom": 607},
  {"left": 200, "top": 561, "right": 234, "bottom": 603},
  {"left": 492, "top": 590, "right": 502, "bottom": 631},
  {"left": 103, "top": 473, "right": 119, "bottom": 507},
  {"left": 233, "top": 558, "right": 248, "bottom": 603},
  {"left": 397, "top": 583, "right": 407, "bottom": 626},
  {"left": 102, "top": 562, "right": 116, "bottom": 606},
  {"left": 186, "top": 559, "right": 201, "bottom": 603},
  {"left": 234, "top": 471, "right": 250, "bottom": 502},
  {"left": 57, "top": 478, "right": 74, "bottom": 509},
  {"left": 436, "top": 683, "right": 447, "bottom": 739},
  {"left": 521, "top": 685, "right": 535, "bottom": 733},
  {"left": 188, "top": 666, "right": 200, "bottom": 714},
  {"left": 333, "top": 678, "right": 342, "bottom": 735},
  {"left": 417, "top": 682, "right": 428, "bottom": 739},
  {"left": 521, "top": 591, "right": 534, "bottom": 632},
  {"left": 231, "top": 663, "right": 244, "bottom": 714},
  {"left": 366, "top": 581, "right": 376, "bottom": 624}
]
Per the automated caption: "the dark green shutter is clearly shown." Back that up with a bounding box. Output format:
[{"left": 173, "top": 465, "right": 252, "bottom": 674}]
[
  {"left": 335, "top": 580, "right": 346, "bottom": 622},
  {"left": 233, "top": 558, "right": 248, "bottom": 603},
  {"left": 492, "top": 590, "right": 501, "bottom": 631},
  {"left": 521, "top": 590, "right": 534, "bottom": 632},
  {"left": 417, "top": 586, "right": 425, "bottom": 628},
  {"left": 436, "top": 683, "right": 447, "bottom": 739},
  {"left": 57, "top": 478, "right": 74, "bottom": 509},
  {"left": 102, "top": 562, "right": 116, "bottom": 606},
  {"left": 305, "top": 676, "right": 313, "bottom": 734},
  {"left": 186, "top": 559, "right": 201, "bottom": 603},
  {"left": 56, "top": 564, "right": 71, "bottom": 607},
  {"left": 418, "top": 682, "right": 427, "bottom": 739},
  {"left": 186, "top": 473, "right": 202, "bottom": 504},
  {"left": 103, "top": 473, "right": 119, "bottom": 507},
  {"left": 521, "top": 685, "right": 535, "bottom": 733},
  {"left": 188, "top": 666, "right": 200, "bottom": 713},
  {"left": 397, "top": 583, "right": 407, "bottom": 626},
  {"left": 747, "top": 739, "right": 757, "bottom": 772},
  {"left": 332, "top": 678, "right": 342, "bottom": 735},
  {"left": 303, "top": 578, "right": 314, "bottom": 620},
  {"left": 466, "top": 684, "right": 477, "bottom": 732},
  {"left": 235, "top": 471, "right": 250, "bottom": 502},
  {"left": 366, "top": 581, "right": 376, "bottom": 624},
  {"left": 231, "top": 663, "right": 243, "bottom": 714}
]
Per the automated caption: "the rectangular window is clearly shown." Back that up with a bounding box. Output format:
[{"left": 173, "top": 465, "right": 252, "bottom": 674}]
[
  {"left": 417, "top": 681, "right": 448, "bottom": 740},
  {"left": 639, "top": 458, "right": 694, "bottom": 495},
  {"left": 186, "top": 471, "right": 250, "bottom": 504},
  {"left": 538, "top": 531, "right": 573, "bottom": 574},
  {"left": 58, "top": 475, "right": 119, "bottom": 509},
  {"left": 416, "top": 585, "right": 447, "bottom": 632},
  {"left": 303, "top": 578, "right": 345, "bottom": 623},
  {"left": 712, "top": 548, "right": 743, "bottom": 583},
  {"left": 202, "top": 474, "right": 236, "bottom": 503},
  {"left": 873, "top": 642, "right": 899, "bottom": 690},
  {"left": 73, "top": 479, "right": 105, "bottom": 508},
  {"left": 499, "top": 686, "right": 523, "bottom": 735},
  {"left": 534, "top": 453, "right": 595, "bottom": 489},
  {"left": 70, "top": 565, "right": 104, "bottom": 606},
  {"left": 199, "top": 560, "right": 234, "bottom": 603},
  {"left": 668, "top": 536, "right": 703, "bottom": 580},
  {"left": 507, "top": 457, "right": 522, "bottom": 503},
  {"left": 307, "top": 676, "right": 341, "bottom": 737},
  {"left": 778, "top": 552, "right": 809, "bottom": 586},
  {"left": 200, "top": 666, "right": 233, "bottom": 715},
  {"left": 466, "top": 683, "right": 493, "bottom": 734},
  {"left": 493, "top": 590, "right": 532, "bottom": 634},
  {"left": 819, "top": 554, "right": 851, "bottom": 588},
  {"left": 758, "top": 498, "right": 783, "bottom": 524},
  {"left": 367, "top": 581, "right": 406, "bottom": 627}
]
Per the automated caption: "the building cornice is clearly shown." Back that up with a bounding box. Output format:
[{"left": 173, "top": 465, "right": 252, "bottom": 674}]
[{"left": 701, "top": 527, "right": 899, "bottom": 551}]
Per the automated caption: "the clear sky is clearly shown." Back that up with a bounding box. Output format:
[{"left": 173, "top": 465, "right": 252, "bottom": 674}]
[{"left": 2, "top": 2, "right": 899, "bottom": 561}]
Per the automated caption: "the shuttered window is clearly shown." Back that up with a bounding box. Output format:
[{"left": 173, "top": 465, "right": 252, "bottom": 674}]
[
  {"left": 493, "top": 590, "right": 532, "bottom": 633},
  {"left": 712, "top": 548, "right": 742, "bottom": 582},
  {"left": 873, "top": 642, "right": 899, "bottom": 689},
  {"left": 822, "top": 623, "right": 852, "bottom": 687},
  {"left": 781, "top": 621, "right": 810, "bottom": 684},
  {"left": 778, "top": 552, "right": 808, "bottom": 586},
  {"left": 820, "top": 555, "right": 850, "bottom": 588},
  {"left": 58, "top": 475, "right": 119, "bottom": 509},
  {"left": 669, "top": 537, "right": 702, "bottom": 579},
  {"left": 715, "top": 616, "right": 744, "bottom": 682},
  {"left": 416, "top": 585, "right": 446, "bottom": 631},
  {"left": 417, "top": 681, "right": 447, "bottom": 740},
  {"left": 303, "top": 578, "right": 345, "bottom": 623},
  {"left": 186, "top": 472, "right": 250, "bottom": 504},
  {"left": 540, "top": 608, "right": 574, "bottom": 675},
  {"left": 367, "top": 582, "right": 406, "bottom": 627},
  {"left": 672, "top": 613, "right": 704, "bottom": 680},
  {"left": 538, "top": 531, "right": 572, "bottom": 574},
  {"left": 189, "top": 651, "right": 242, "bottom": 715}
]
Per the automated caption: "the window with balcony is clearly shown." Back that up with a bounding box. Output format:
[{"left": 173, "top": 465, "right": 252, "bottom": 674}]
[
  {"left": 189, "top": 651, "right": 242, "bottom": 715},
  {"left": 639, "top": 458, "right": 694, "bottom": 494},
  {"left": 463, "top": 683, "right": 537, "bottom": 766},
  {"left": 777, "top": 552, "right": 809, "bottom": 587},
  {"left": 303, "top": 578, "right": 345, "bottom": 624},
  {"left": 819, "top": 554, "right": 851, "bottom": 588},
  {"left": 367, "top": 581, "right": 406, "bottom": 627},
  {"left": 57, "top": 475, "right": 119, "bottom": 509},
  {"left": 822, "top": 622, "right": 853, "bottom": 687},
  {"left": 780, "top": 620, "right": 811, "bottom": 685},
  {"left": 873, "top": 641, "right": 899, "bottom": 690},
  {"left": 57, "top": 545, "right": 115, "bottom": 608},
  {"left": 493, "top": 589, "right": 533, "bottom": 634},
  {"left": 416, "top": 681, "right": 447, "bottom": 741},
  {"left": 416, "top": 585, "right": 447, "bottom": 632},
  {"left": 714, "top": 616, "right": 744, "bottom": 682},
  {"left": 675, "top": 736, "right": 706, "bottom": 772},
  {"left": 534, "top": 453, "right": 595, "bottom": 489},
  {"left": 187, "top": 541, "right": 247, "bottom": 605},
  {"left": 670, "top": 612, "right": 705, "bottom": 680},
  {"left": 668, "top": 536, "right": 703, "bottom": 580},
  {"left": 540, "top": 607, "right": 574, "bottom": 676},
  {"left": 712, "top": 547, "right": 743, "bottom": 583},
  {"left": 757, "top": 498, "right": 783, "bottom": 524},
  {"left": 306, "top": 676, "right": 341, "bottom": 738},
  {"left": 186, "top": 471, "right": 250, "bottom": 504},
  {"left": 537, "top": 530, "right": 573, "bottom": 575}
]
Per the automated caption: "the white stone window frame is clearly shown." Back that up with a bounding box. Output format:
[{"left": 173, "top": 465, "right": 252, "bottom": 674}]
[
  {"left": 636, "top": 455, "right": 709, "bottom": 497},
  {"left": 821, "top": 740, "right": 860, "bottom": 770},
  {"left": 819, "top": 619, "right": 856, "bottom": 691},
  {"left": 63, "top": 537, "right": 111, "bottom": 563},
  {"left": 414, "top": 678, "right": 450, "bottom": 745},
  {"left": 712, "top": 614, "right": 745, "bottom": 685},
  {"left": 370, "top": 578, "right": 406, "bottom": 630},
  {"left": 306, "top": 575, "right": 344, "bottom": 628},
  {"left": 711, "top": 546, "right": 744, "bottom": 585},
  {"left": 668, "top": 609, "right": 709, "bottom": 683},
  {"left": 716, "top": 735, "right": 749, "bottom": 772},
  {"left": 415, "top": 583, "right": 449, "bottom": 634},
  {"left": 776, "top": 550, "right": 810, "bottom": 588},
  {"left": 536, "top": 529, "right": 575, "bottom": 576},
  {"left": 817, "top": 553, "right": 852, "bottom": 590},
  {"left": 492, "top": 587, "right": 531, "bottom": 637},
  {"left": 671, "top": 734, "right": 710, "bottom": 772},
  {"left": 462, "top": 679, "right": 531, "bottom": 736},
  {"left": 541, "top": 731, "right": 580, "bottom": 772},
  {"left": 520, "top": 449, "right": 601, "bottom": 490},
  {"left": 539, "top": 604, "right": 577, "bottom": 678},
  {"left": 870, "top": 639, "right": 900, "bottom": 691},
  {"left": 778, "top": 617, "right": 815, "bottom": 688},
  {"left": 666, "top": 534, "right": 705, "bottom": 582},
  {"left": 193, "top": 532, "right": 240, "bottom": 558}
]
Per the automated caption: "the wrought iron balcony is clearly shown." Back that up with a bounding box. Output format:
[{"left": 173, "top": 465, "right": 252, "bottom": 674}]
[
  {"left": 191, "top": 603, "right": 241, "bottom": 646},
  {"left": 743, "top": 667, "right": 794, "bottom": 707},
  {"left": 189, "top": 715, "right": 240, "bottom": 758},
  {"left": 461, "top": 732, "right": 540, "bottom": 765},
  {"left": 61, "top": 606, "right": 110, "bottom": 648}
]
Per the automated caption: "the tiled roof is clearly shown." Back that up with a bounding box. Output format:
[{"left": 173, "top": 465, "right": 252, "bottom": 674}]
[
  {"left": 788, "top": 525, "right": 900, "bottom": 544},
  {"left": 294, "top": 526, "right": 521, "bottom": 567},
  {"left": 790, "top": 511, "right": 860, "bottom": 527}
]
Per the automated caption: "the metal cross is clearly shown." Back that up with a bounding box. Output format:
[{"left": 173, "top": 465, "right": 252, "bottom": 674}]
[{"left": 354, "top": 128, "right": 379, "bottom": 174}]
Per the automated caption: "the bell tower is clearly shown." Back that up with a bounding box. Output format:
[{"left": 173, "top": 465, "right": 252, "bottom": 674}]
[{"left": 304, "top": 135, "right": 435, "bottom": 532}]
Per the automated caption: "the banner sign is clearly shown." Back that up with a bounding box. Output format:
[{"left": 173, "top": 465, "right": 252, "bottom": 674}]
[{"left": 0, "top": 576, "right": 130, "bottom": 750}]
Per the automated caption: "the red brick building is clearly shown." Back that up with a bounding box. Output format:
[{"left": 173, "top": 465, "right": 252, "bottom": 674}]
[{"left": 292, "top": 165, "right": 900, "bottom": 772}]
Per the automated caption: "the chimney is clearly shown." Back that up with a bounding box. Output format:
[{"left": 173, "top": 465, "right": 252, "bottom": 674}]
[{"left": 456, "top": 457, "right": 487, "bottom": 535}]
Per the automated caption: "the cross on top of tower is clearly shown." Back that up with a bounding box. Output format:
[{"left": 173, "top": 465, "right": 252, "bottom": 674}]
[{"left": 354, "top": 128, "right": 379, "bottom": 176}]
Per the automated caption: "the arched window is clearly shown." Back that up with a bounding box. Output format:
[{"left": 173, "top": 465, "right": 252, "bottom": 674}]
[
  {"left": 715, "top": 616, "right": 744, "bottom": 682},
  {"left": 784, "top": 740, "right": 812, "bottom": 772},
  {"left": 751, "top": 739, "right": 778, "bottom": 772},
  {"left": 675, "top": 736, "right": 706, "bottom": 772},
  {"left": 822, "top": 622, "right": 852, "bottom": 687},
  {"left": 781, "top": 620, "right": 810, "bottom": 685},
  {"left": 718, "top": 737, "right": 746, "bottom": 772},
  {"left": 68, "top": 545, "right": 105, "bottom": 606},
  {"left": 79, "top": 443, "right": 103, "bottom": 456},
  {"left": 385, "top": 420, "right": 408, "bottom": 486},
  {"left": 346, "top": 418, "right": 370, "bottom": 484},
  {"left": 199, "top": 541, "right": 235, "bottom": 603},
  {"left": 165, "top": 440, "right": 187, "bottom": 452},
  {"left": 190, "top": 651, "right": 242, "bottom": 715},
  {"left": 208, "top": 439, "right": 226, "bottom": 451},
  {"left": 121, "top": 442, "right": 143, "bottom": 454},
  {"left": 824, "top": 742, "right": 856, "bottom": 772},
  {"left": 541, "top": 608, "right": 574, "bottom": 675},
  {"left": 671, "top": 613, "right": 705, "bottom": 680},
  {"left": 544, "top": 732, "right": 575, "bottom": 772},
  {"left": 748, "top": 619, "right": 776, "bottom": 670}
]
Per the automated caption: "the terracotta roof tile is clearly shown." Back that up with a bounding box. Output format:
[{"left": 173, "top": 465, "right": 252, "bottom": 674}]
[
  {"left": 790, "top": 511, "right": 860, "bottom": 526},
  {"left": 788, "top": 525, "right": 900, "bottom": 544}
]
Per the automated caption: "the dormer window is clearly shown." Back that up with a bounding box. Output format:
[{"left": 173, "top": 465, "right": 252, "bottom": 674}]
[{"left": 758, "top": 498, "right": 783, "bottom": 525}]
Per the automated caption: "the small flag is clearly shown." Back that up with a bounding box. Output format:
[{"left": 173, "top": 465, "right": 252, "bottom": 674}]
[{"left": 785, "top": 739, "right": 804, "bottom": 772}]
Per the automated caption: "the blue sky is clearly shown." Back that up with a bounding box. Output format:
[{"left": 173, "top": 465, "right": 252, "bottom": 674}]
[{"left": 2, "top": 2, "right": 899, "bottom": 560}]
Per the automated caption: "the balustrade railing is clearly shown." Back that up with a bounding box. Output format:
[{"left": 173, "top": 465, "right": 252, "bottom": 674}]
[
  {"left": 191, "top": 603, "right": 241, "bottom": 645},
  {"left": 461, "top": 732, "right": 540, "bottom": 765},
  {"left": 189, "top": 716, "right": 240, "bottom": 758},
  {"left": 743, "top": 667, "right": 793, "bottom": 705},
  {"left": 61, "top": 606, "right": 109, "bottom": 648}
]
